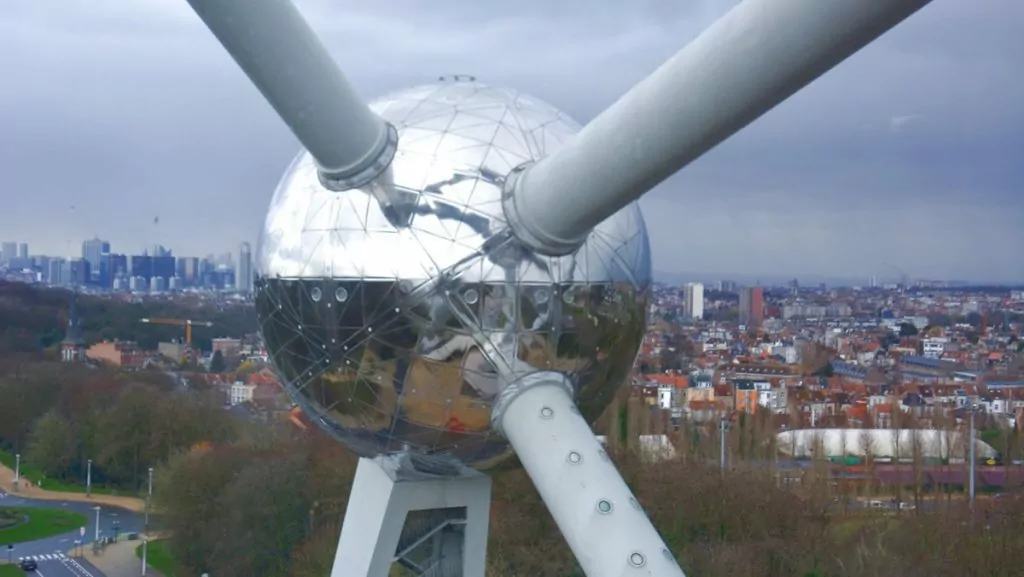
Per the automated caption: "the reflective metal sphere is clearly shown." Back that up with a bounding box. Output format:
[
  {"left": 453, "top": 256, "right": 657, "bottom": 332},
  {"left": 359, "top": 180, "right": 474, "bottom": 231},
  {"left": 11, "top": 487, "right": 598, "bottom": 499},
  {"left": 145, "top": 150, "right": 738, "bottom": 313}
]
[{"left": 255, "top": 79, "right": 651, "bottom": 469}]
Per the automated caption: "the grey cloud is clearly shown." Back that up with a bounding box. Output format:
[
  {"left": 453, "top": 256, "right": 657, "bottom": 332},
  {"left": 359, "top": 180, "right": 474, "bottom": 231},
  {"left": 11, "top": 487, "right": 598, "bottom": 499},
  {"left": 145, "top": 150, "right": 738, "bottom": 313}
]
[{"left": 0, "top": 0, "right": 1020, "bottom": 282}]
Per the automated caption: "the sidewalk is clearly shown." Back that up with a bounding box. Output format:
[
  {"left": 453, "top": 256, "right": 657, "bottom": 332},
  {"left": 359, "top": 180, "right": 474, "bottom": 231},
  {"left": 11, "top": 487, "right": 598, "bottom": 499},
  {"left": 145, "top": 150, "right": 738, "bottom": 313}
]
[
  {"left": 78, "top": 540, "right": 164, "bottom": 577},
  {"left": 0, "top": 462, "right": 146, "bottom": 512}
]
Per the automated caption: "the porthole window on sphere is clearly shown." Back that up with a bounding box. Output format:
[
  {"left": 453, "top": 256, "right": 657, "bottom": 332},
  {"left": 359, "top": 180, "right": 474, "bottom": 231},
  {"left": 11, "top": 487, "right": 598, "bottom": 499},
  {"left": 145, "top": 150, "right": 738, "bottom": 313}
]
[
  {"left": 310, "top": 287, "right": 322, "bottom": 302},
  {"left": 335, "top": 287, "right": 348, "bottom": 302},
  {"left": 463, "top": 288, "right": 479, "bottom": 304},
  {"left": 535, "top": 288, "right": 550, "bottom": 304}
]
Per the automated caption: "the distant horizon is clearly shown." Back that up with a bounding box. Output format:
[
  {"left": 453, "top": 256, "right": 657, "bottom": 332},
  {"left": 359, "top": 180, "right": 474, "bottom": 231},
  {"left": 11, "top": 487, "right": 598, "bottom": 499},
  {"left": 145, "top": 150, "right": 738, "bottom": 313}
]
[
  {"left": 7, "top": 242, "right": 1024, "bottom": 289},
  {"left": 1, "top": 237, "right": 244, "bottom": 262},
  {"left": 6, "top": 238, "right": 1023, "bottom": 288},
  {"left": 653, "top": 270, "right": 1024, "bottom": 289}
]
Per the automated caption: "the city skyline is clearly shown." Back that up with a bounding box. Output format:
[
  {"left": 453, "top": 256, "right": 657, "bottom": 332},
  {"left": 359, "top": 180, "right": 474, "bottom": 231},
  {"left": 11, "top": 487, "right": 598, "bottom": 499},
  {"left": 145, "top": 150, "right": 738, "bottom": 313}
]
[
  {"left": 3, "top": 233, "right": 1023, "bottom": 289},
  {"left": 2, "top": 1, "right": 1023, "bottom": 282},
  {"left": 0, "top": 236, "right": 245, "bottom": 261},
  {"left": 0, "top": 234, "right": 255, "bottom": 293}
]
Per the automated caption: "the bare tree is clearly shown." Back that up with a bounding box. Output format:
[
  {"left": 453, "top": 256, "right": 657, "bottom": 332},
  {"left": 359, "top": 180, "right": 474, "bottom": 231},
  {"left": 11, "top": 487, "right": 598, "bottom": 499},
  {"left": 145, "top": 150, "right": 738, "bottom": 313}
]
[
  {"left": 859, "top": 429, "right": 877, "bottom": 498},
  {"left": 908, "top": 428, "right": 925, "bottom": 511},
  {"left": 931, "top": 409, "right": 957, "bottom": 505},
  {"left": 888, "top": 403, "right": 906, "bottom": 503}
]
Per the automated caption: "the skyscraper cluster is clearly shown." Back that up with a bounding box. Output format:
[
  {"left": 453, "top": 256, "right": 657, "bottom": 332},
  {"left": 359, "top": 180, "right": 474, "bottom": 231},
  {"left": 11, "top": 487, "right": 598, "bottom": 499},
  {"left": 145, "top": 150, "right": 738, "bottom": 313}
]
[{"left": 0, "top": 237, "right": 256, "bottom": 295}]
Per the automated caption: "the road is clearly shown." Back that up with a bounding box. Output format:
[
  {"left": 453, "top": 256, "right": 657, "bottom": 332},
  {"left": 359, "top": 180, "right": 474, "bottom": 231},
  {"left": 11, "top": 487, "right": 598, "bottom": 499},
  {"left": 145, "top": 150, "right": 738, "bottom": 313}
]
[
  {"left": 0, "top": 488, "right": 145, "bottom": 567},
  {"left": 5, "top": 555, "right": 104, "bottom": 577}
]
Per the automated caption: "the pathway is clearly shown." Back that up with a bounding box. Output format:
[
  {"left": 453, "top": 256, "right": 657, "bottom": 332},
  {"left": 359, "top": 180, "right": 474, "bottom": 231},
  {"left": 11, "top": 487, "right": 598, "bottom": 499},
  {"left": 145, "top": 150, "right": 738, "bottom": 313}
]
[
  {"left": 79, "top": 540, "right": 163, "bottom": 577},
  {"left": 0, "top": 462, "right": 145, "bottom": 512}
]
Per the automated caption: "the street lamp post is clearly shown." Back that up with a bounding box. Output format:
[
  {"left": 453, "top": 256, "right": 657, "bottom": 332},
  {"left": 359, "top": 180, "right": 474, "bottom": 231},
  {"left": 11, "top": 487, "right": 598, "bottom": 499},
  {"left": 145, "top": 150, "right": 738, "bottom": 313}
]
[
  {"left": 968, "top": 405, "right": 977, "bottom": 507},
  {"left": 308, "top": 500, "right": 319, "bottom": 533},
  {"left": 719, "top": 417, "right": 729, "bottom": 473},
  {"left": 145, "top": 466, "right": 154, "bottom": 531},
  {"left": 86, "top": 459, "right": 92, "bottom": 498},
  {"left": 141, "top": 536, "right": 148, "bottom": 576},
  {"left": 13, "top": 453, "right": 20, "bottom": 492},
  {"left": 93, "top": 506, "right": 101, "bottom": 542}
]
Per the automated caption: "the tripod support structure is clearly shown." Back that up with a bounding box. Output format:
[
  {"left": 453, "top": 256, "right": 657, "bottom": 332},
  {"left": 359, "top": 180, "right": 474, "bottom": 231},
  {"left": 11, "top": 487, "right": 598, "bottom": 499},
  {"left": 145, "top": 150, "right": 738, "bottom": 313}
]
[{"left": 332, "top": 454, "right": 492, "bottom": 577}]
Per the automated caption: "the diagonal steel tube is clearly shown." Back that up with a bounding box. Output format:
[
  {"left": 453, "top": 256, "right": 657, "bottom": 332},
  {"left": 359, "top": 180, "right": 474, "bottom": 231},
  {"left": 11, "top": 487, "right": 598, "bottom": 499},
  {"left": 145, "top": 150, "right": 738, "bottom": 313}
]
[
  {"left": 504, "top": 0, "right": 935, "bottom": 255},
  {"left": 185, "top": 0, "right": 396, "bottom": 190}
]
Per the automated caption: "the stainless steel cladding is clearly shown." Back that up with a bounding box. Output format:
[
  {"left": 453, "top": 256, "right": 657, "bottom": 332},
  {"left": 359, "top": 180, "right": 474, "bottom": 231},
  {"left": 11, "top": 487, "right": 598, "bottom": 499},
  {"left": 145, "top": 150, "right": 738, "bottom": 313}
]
[{"left": 254, "top": 80, "right": 651, "bottom": 469}]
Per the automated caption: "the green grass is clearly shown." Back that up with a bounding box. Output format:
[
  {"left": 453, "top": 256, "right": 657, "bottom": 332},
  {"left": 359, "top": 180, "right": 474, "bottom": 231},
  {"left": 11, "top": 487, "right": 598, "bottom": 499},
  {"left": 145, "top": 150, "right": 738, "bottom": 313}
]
[
  {"left": 136, "top": 538, "right": 177, "bottom": 577},
  {"left": 0, "top": 450, "right": 117, "bottom": 495},
  {"left": 0, "top": 565, "right": 26, "bottom": 575},
  {"left": 0, "top": 507, "right": 87, "bottom": 544}
]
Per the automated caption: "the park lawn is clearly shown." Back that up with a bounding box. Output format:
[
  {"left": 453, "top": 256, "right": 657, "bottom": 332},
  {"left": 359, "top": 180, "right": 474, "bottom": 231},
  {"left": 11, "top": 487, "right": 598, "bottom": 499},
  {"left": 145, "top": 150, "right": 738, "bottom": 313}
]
[
  {"left": 0, "top": 450, "right": 116, "bottom": 495},
  {"left": 136, "top": 538, "right": 177, "bottom": 577},
  {"left": 0, "top": 507, "right": 87, "bottom": 544},
  {"left": 0, "top": 565, "right": 26, "bottom": 576}
]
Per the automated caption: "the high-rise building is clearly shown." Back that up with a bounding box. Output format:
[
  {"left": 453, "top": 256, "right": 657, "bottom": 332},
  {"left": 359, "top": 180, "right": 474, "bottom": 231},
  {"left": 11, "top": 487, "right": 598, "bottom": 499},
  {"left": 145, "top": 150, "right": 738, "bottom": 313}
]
[
  {"left": 17, "top": 243, "right": 28, "bottom": 259},
  {"left": 82, "top": 238, "right": 107, "bottom": 284},
  {"left": 129, "top": 254, "right": 152, "bottom": 279},
  {"left": 238, "top": 242, "right": 253, "bottom": 293},
  {"left": 0, "top": 242, "right": 16, "bottom": 264},
  {"left": 47, "top": 258, "right": 66, "bottom": 285},
  {"left": 98, "top": 244, "right": 111, "bottom": 288},
  {"left": 66, "top": 259, "right": 91, "bottom": 286},
  {"left": 130, "top": 253, "right": 175, "bottom": 282},
  {"left": 738, "top": 286, "right": 764, "bottom": 327},
  {"left": 176, "top": 257, "right": 200, "bottom": 287},
  {"left": 154, "top": 255, "right": 175, "bottom": 281},
  {"left": 683, "top": 283, "right": 704, "bottom": 321},
  {"left": 35, "top": 256, "right": 51, "bottom": 278},
  {"left": 106, "top": 253, "right": 128, "bottom": 289}
]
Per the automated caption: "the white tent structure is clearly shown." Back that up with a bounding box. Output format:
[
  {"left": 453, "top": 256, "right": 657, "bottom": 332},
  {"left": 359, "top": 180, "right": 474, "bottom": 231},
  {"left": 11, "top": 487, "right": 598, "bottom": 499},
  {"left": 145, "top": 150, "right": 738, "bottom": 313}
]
[{"left": 776, "top": 428, "right": 997, "bottom": 461}]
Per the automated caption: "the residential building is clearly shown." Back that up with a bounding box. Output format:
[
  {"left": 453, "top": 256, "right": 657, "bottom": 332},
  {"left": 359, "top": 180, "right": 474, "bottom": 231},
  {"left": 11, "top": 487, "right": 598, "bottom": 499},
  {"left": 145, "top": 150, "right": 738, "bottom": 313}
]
[
  {"left": 739, "top": 286, "right": 764, "bottom": 326},
  {"left": 683, "top": 282, "right": 704, "bottom": 320},
  {"left": 86, "top": 341, "right": 148, "bottom": 368}
]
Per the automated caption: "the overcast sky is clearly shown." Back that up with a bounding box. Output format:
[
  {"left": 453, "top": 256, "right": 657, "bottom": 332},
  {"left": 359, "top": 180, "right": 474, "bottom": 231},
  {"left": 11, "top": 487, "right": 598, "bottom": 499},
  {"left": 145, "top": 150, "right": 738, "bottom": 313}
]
[{"left": 1, "top": 0, "right": 1021, "bottom": 283}]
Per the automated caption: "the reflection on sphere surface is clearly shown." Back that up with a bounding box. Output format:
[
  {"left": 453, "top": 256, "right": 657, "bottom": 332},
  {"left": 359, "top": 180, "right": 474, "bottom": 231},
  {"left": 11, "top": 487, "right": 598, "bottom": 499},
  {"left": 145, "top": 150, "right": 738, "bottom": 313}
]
[{"left": 254, "top": 80, "right": 651, "bottom": 469}]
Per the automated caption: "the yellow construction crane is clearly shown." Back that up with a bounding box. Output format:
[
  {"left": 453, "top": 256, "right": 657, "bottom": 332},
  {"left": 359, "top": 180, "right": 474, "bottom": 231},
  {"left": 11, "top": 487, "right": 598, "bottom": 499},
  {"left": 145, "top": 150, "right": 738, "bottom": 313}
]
[{"left": 139, "top": 317, "right": 213, "bottom": 346}]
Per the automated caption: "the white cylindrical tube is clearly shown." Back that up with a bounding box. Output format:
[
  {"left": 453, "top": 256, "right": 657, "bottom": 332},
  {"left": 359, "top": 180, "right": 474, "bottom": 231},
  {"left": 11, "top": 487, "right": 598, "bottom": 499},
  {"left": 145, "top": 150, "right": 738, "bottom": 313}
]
[
  {"left": 498, "top": 379, "right": 686, "bottom": 577},
  {"left": 506, "top": 0, "right": 934, "bottom": 254},
  {"left": 186, "top": 0, "right": 393, "bottom": 187}
]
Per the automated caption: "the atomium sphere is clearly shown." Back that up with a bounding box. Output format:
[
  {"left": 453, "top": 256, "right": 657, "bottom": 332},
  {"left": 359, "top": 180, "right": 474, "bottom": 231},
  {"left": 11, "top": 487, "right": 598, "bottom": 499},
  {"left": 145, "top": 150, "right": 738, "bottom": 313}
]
[{"left": 254, "top": 78, "right": 651, "bottom": 470}]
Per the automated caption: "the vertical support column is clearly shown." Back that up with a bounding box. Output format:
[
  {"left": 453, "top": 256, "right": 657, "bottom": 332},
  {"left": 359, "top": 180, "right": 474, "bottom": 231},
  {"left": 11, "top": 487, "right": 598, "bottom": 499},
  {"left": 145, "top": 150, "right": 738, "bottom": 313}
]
[
  {"left": 333, "top": 456, "right": 491, "bottom": 577},
  {"left": 496, "top": 374, "right": 686, "bottom": 577}
]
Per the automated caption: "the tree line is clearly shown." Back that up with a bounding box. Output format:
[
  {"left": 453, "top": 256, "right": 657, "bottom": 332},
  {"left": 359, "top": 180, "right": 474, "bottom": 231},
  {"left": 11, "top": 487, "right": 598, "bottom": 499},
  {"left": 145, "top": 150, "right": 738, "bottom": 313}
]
[
  {"left": 0, "top": 356, "right": 235, "bottom": 492},
  {"left": 0, "top": 280, "right": 256, "bottom": 354},
  {"left": 148, "top": 395, "right": 1024, "bottom": 577}
]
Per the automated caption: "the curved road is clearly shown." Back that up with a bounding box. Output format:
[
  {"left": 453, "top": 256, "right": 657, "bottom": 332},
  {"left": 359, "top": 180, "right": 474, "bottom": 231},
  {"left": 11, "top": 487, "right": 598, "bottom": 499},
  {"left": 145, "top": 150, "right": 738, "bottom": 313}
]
[{"left": 1, "top": 488, "right": 145, "bottom": 565}]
